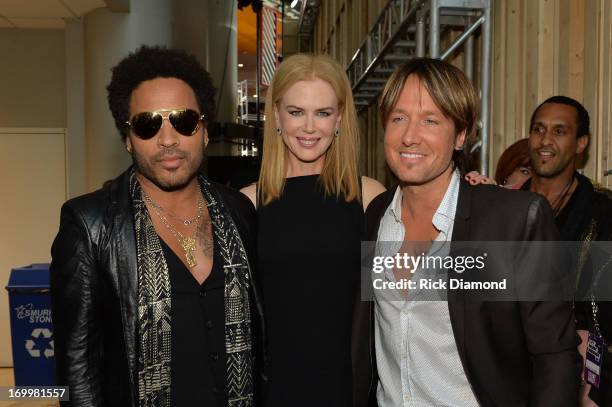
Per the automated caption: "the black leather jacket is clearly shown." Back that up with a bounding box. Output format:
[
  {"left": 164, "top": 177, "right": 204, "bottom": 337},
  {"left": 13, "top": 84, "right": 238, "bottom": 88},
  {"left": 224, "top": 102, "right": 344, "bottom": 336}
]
[{"left": 50, "top": 169, "right": 265, "bottom": 406}]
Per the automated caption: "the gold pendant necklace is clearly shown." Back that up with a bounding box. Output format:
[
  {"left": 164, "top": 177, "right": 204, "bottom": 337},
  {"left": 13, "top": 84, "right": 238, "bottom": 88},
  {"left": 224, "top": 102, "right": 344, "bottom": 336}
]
[
  {"left": 142, "top": 190, "right": 204, "bottom": 268},
  {"left": 178, "top": 236, "right": 197, "bottom": 268}
]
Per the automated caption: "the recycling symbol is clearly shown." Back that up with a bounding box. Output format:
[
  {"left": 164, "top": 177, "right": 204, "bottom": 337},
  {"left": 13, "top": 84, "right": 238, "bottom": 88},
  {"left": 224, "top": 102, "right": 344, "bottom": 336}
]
[{"left": 25, "top": 328, "right": 54, "bottom": 358}]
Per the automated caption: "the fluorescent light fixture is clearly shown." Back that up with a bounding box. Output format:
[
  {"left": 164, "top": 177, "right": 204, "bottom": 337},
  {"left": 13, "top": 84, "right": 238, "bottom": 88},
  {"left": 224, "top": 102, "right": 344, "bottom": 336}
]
[{"left": 290, "top": 0, "right": 299, "bottom": 8}]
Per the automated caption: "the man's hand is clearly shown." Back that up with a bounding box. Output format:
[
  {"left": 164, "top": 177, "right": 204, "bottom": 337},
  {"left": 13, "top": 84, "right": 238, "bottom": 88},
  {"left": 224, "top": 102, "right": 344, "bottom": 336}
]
[{"left": 465, "top": 171, "right": 497, "bottom": 186}]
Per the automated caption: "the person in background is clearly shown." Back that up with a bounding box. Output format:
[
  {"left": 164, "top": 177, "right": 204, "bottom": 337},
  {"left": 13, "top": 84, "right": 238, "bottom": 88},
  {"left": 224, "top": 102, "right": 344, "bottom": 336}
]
[
  {"left": 464, "top": 138, "right": 531, "bottom": 188},
  {"left": 241, "top": 53, "right": 385, "bottom": 407},
  {"left": 524, "top": 96, "right": 612, "bottom": 406},
  {"left": 494, "top": 138, "right": 531, "bottom": 188},
  {"left": 464, "top": 95, "right": 612, "bottom": 406}
]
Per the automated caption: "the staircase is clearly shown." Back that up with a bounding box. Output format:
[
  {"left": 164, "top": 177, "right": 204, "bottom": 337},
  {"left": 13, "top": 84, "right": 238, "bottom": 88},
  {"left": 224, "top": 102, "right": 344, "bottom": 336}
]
[{"left": 346, "top": 0, "right": 492, "bottom": 173}]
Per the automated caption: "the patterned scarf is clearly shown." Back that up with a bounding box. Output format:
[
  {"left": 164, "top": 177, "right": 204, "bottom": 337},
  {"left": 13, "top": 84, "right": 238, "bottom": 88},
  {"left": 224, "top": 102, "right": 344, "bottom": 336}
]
[{"left": 130, "top": 171, "right": 253, "bottom": 406}]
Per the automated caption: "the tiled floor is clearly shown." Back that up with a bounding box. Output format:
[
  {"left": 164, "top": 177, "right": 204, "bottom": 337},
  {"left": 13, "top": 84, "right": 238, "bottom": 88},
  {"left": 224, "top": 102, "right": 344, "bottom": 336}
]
[{"left": 0, "top": 368, "right": 58, "bottom": 407}]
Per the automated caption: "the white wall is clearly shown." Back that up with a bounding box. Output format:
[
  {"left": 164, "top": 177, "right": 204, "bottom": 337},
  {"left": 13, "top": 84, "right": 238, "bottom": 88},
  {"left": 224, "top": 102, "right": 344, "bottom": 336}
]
[
  {"left": 0, "top": 27, "right": 67, "bottom": 367},
  {"left": 83, "top": 0, "right": 175, "bottom": 190},
  {"left": 0, "top": 28, "right": 66, "bottom": 128},
  {"left": 0, "top": 128, "right": 67, "bottom": 367},
  {"left": 65, "top": 19, "right": 87, "bottom": 198}
]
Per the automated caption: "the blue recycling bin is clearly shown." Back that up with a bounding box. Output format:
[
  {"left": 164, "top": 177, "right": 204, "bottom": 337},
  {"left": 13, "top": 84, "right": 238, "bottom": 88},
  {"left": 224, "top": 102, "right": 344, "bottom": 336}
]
[{"left": 5, "top": 263, "right": 56, "bottom": 386}]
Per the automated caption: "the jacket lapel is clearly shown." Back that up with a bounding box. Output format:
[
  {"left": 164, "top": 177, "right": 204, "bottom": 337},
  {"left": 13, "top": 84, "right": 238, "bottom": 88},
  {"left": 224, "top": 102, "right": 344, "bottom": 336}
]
[
  {"left": 365, "top": 185, "right": 398, "bottom": 241},
  {"left": 356, "top": 185, "right": 397, "bottom": 406},
  {"left": 448, "top": 180, "right": 471, "bottom": 384},
  {"left": 110, "top": 172, "right": 139, "bottom": 398}
]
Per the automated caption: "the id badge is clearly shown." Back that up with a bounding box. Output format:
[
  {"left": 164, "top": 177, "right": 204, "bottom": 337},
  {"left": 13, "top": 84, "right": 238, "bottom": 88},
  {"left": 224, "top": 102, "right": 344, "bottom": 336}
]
[{"left": 585, "top": 332, "right": 605, "bottom": 388}]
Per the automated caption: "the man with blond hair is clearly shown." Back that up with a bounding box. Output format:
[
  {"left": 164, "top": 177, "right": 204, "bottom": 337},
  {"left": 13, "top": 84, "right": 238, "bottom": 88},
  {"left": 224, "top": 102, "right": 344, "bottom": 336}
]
[{"left": 355, "top": 58, "right": 580, "bottom": 407}]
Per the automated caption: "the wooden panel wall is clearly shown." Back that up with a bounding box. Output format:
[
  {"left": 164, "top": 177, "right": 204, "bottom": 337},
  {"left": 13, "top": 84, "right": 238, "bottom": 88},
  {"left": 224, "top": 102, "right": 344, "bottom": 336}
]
[
  {"left": 314, "top": 0, "right": 387, "bottom": 61},
  {"left": 314, "top": 0, "right": 612, "bottom": 185},
  {"left": 315, "top": 0, "right": 389, "bottom": 182},
  {"left": 493, "top": 0, "right": 612, "bottom": 184}
]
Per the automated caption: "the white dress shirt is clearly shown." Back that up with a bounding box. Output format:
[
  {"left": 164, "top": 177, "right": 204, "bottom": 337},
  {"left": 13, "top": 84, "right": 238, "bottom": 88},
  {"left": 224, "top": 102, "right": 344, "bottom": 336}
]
[{"left": 374, "top": 170, "right": 479, "bottom": 407}]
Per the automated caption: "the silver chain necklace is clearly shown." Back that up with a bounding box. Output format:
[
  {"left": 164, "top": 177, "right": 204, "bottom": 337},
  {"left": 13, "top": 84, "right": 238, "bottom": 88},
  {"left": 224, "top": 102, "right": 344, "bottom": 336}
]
[
  {"left": 143, "top": 192, "right": 204, "bottom": 226},
  {"left": 142, "top": 190, "right": 204, "bottom": 268}
]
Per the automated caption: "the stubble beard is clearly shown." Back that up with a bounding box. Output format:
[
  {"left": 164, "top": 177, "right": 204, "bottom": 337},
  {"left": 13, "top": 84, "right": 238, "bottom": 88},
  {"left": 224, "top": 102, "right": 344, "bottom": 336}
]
[
  {"left": 530, "top": 151, "right": 571, "bottom": 180},
  {"left": 131, "top": 145, "right": 204, "bottom": 192}
]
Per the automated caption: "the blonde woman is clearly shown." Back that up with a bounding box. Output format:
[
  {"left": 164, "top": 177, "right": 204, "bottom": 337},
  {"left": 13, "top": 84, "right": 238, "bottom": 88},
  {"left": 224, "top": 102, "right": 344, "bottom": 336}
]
[{"left": 241, "top": 54, "right": 384, "bottom": 406}]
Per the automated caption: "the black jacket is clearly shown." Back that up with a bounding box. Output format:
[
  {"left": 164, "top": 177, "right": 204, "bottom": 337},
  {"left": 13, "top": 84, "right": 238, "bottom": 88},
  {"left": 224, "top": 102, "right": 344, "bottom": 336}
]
[
  {"left": 552, "top": 173, "right": 612, "bottom": 406},
  {"left": 353, "top": 180, "right": 581, "bottom": 407},
  {"left": 50, "top": 169, "right": 265, "bottom": 406}
]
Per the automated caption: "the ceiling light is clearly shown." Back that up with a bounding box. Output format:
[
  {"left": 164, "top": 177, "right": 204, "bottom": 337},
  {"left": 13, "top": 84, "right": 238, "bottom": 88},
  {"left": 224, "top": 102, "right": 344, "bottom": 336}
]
[
  {"left": 238, "top": 63, "right": 244, "bottom": 67},
  {"left": 290, "top": 0, "right": 299, "bottom": 9}
]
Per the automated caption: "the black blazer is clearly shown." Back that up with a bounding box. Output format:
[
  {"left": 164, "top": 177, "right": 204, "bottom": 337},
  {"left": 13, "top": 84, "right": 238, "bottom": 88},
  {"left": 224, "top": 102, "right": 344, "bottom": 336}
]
[
  {"left": 50, "top": 169, "right": 265, "bottom": 407},
  {"left": 353, "top": 180, "right": 581, "bottom": 407}
]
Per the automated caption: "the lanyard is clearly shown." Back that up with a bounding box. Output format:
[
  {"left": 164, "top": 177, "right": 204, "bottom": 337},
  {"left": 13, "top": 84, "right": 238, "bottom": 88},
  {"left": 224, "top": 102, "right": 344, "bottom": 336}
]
[{"left": 590, "top": 253, "right": 612, "bottom": 339}]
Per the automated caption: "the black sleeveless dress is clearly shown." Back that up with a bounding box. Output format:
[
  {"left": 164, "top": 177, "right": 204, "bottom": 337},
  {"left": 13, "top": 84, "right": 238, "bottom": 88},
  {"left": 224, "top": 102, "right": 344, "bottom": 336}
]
[{"left": 257, "top": 175, "right": 363, "bottom": 407}]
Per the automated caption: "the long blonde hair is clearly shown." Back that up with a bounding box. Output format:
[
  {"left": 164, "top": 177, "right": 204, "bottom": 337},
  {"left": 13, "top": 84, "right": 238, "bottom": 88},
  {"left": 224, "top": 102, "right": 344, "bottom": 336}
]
[{"left": 258, "top": 53, "right": 361, "bottom": 205}]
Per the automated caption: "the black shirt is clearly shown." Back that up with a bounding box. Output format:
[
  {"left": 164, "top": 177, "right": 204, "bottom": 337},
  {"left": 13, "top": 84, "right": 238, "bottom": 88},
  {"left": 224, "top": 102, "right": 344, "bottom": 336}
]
[
  {"left": 521, "top": 172, "right": 591, "bottom": 240},
  {"left": 524, "top": 173, "right": 612, "bottom": 405},
  {"left": 160, "top": 235, "right": 226, "bottom": 407}
]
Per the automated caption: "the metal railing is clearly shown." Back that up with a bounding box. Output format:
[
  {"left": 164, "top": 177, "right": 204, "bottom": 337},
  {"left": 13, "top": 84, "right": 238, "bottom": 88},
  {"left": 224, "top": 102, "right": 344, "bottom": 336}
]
[
  {"left": 237, "top": 80, "right": 261, "bottom": 124},
  {"left": 346, "top": 0, "right": 492, "bottom": 174}
]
